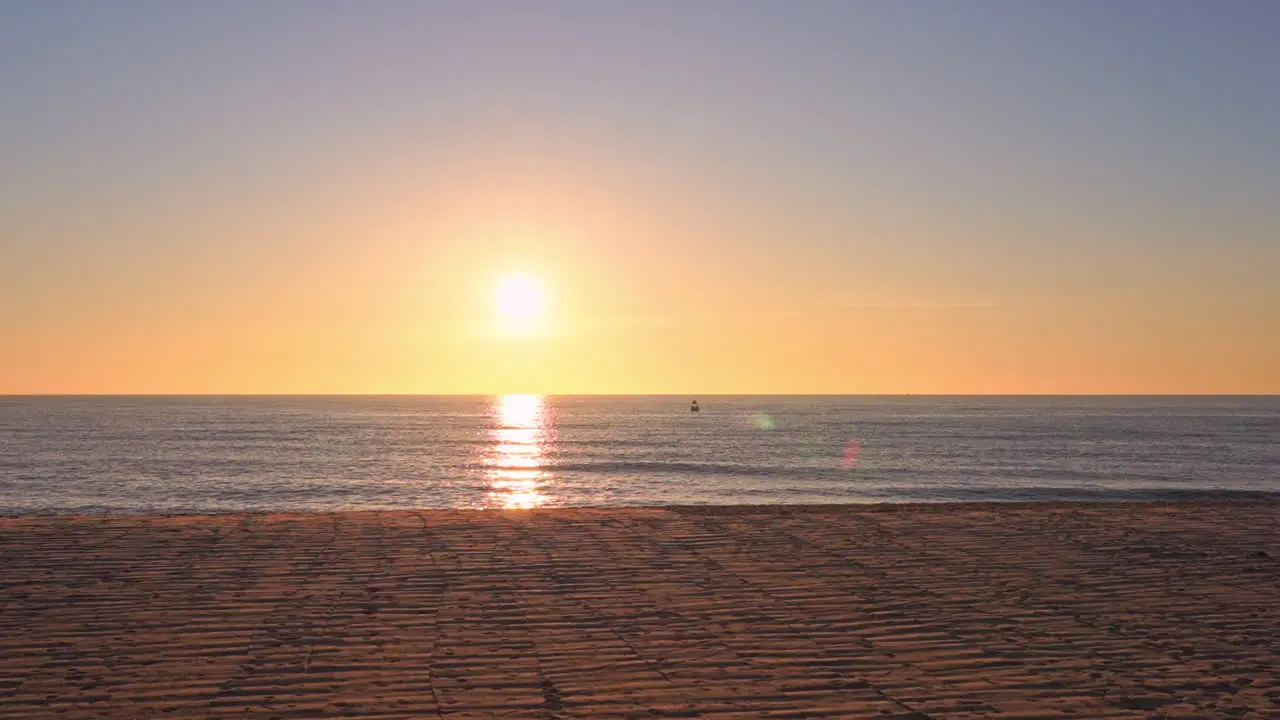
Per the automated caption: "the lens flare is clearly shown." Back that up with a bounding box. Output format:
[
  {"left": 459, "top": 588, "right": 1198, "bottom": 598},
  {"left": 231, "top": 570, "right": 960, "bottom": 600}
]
[
  {"left": 753, "top": 413, "right": 776, "bottom": 430},
  {"left": 843, "top": 437, "right": 863, "bottom": 470}
]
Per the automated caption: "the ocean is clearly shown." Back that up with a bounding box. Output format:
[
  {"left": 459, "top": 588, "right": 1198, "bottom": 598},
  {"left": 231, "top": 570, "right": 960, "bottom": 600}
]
[{"left": 0, "top": 395, "right": 1276, "bottom": 514}]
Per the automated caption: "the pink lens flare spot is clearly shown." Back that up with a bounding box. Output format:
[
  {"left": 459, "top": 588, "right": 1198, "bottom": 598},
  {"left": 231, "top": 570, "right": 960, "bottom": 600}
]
[{"left": 842, "top": 437, "right": 863, "bottom": 470}]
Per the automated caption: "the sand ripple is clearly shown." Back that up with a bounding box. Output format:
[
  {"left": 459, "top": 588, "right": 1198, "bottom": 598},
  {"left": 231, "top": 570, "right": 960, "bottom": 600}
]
[{"left": 1, "top": 502, "right": 1277, "bottom": 718}]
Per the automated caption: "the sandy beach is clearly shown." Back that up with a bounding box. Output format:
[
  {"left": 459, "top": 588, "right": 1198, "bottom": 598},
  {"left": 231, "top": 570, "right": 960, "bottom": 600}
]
[{"left": 1, "top": 502, "right": 1276, "bottom": 719}]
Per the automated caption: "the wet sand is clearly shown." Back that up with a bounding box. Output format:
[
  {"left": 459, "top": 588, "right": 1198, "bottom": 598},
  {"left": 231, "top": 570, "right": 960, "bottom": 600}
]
[{"left": 1, "top": 502, "right": 1277, "bottom": 718}]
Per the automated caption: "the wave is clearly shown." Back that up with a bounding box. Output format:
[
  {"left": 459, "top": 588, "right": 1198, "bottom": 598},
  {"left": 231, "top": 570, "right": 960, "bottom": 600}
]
[
  {"left": 488, "top": 460, "right": 810, "bottom": 478},
  {"left": 815, "top": 486, "right": 1280, "bottom": 503}
]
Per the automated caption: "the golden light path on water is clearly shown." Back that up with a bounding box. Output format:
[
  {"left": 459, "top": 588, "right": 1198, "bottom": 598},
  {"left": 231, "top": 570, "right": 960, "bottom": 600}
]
[{"left": 486, "top": 394, "right": 550, "bottom": 509}]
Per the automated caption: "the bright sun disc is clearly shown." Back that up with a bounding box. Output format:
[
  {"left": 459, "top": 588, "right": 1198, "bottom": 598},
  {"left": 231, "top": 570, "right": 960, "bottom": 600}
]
[{"left": 496, "top": 273, "right": 544, "bottom": 322}]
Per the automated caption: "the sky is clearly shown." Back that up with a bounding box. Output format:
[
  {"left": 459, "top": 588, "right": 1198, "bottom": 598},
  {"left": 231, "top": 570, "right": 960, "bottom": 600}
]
[{"left": 1, "top": 0, "right": 1277, "bottom": 394}]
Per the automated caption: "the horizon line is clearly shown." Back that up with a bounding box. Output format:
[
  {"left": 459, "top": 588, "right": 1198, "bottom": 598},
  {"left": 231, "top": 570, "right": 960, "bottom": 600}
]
[{"left": 2, "top": 393, "right": 1276, "bottom": 398}]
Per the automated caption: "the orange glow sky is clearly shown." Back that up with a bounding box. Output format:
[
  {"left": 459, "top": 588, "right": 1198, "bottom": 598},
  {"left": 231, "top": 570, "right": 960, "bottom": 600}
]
[{"left": 2, "top": 2, "right": 1277, "bottom": 394}]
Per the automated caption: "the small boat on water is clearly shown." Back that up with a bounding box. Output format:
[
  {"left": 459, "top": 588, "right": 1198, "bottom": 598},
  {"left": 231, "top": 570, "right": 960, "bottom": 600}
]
[{"left": 690, "top": 400, "right": 700, "bottom": 413}]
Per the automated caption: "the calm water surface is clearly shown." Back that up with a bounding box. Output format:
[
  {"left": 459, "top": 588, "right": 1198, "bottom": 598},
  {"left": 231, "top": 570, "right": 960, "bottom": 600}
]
[{"left": 0, "top": 395, "right": 1276, "bottom": 514}]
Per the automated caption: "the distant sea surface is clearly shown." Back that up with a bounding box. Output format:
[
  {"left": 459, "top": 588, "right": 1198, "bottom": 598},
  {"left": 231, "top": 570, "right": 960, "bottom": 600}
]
[{"left": 1, "top": 395, "right": 1276, "bottom": 514}]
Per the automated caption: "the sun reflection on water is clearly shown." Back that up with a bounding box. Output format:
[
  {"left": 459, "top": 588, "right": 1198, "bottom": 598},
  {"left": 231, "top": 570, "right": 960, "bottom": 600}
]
[{"left": 487, "top": 394, "right": 551, "bottom": 509}]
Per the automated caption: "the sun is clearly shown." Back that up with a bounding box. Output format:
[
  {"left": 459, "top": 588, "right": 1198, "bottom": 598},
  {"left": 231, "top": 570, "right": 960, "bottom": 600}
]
[
  {"left": 495, "top": 273, "right": 546, "bottom": 333},
  {"left": 496, "top": 273, "right": 544, "bottom": 320}
]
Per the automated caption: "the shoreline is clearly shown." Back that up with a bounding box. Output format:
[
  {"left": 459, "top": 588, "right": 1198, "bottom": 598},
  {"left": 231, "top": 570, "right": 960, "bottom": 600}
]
[
  {"left": 2, "top": 501, "right": 1276, "bottom": 717},
  {"left": 3, "top": 495, "right": 1278, "bottom": 520}
]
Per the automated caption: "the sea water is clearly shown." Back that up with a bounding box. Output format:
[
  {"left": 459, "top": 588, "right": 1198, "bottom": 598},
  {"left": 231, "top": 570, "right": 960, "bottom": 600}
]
[{"left": 1, "top": 395, "right": 1276, "bottom": 513}]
